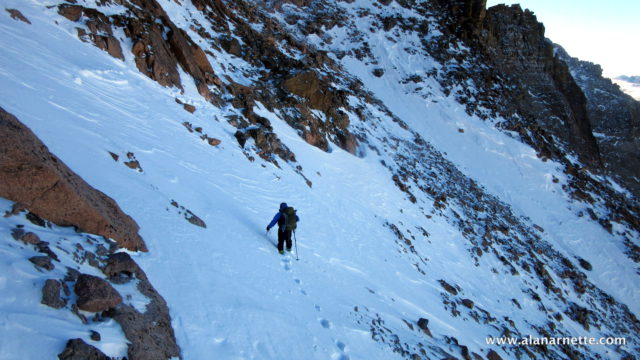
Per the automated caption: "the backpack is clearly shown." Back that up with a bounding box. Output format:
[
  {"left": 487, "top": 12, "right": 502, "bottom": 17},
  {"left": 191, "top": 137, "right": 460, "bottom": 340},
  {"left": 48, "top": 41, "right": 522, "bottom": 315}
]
[{"left": 282, "top": 207, "right": 297, "bottom": 231}]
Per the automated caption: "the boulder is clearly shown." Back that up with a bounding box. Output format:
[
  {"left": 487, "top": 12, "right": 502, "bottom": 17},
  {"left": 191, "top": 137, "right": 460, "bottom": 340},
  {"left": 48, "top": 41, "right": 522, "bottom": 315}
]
[
  {"left": 58, "top": 338, "right": 109, "bottom": 360},
  {"left": 20, "top": 232, "right": 41, "bottom": 245},
  {"left": 461, "top": 299, "right": 475, "bottom": 309},
  {"left": 74, "top": 274, "right": 122, "bottom": 312},
  {"left": 29, "top": 256, "right": 54, "bottom": 271},
  {"left": 0, "top": 108, "right": 147, "bottom": 251},
  {"left": 42, "top": 279, "right": 67, "bottom": 309}
]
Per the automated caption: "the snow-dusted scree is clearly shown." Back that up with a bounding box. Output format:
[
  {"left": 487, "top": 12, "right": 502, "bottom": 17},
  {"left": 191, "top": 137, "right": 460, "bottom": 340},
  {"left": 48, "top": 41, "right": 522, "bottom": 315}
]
[{"left": 0, "top": 0, "right": 638, "bottom": 359}]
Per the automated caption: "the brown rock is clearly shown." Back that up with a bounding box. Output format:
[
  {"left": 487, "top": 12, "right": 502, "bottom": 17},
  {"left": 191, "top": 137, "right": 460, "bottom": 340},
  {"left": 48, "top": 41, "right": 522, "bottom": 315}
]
[
  {"left": 5, "top": 8, "right": 31, "bottom": 24},
  {"left": 206, "top": 137, "right": 221, "bottom": 146},
  {"left": 74, "top": 274, "right": 122, "bottom": 312},
  {"left": 58, "top": 338, "right": 109, "bottom": 360},
  {"left": 439, "top": 279, "right": 459, "bottom": 295},
  {"left": 129, "top": 19, "right": 183, "bottom": 90},
  {"left": 30, "top": 256, "right": 55, "bottom": 271},
  {"left": 0, "top": 108, "right": 146, "bottom": 251},
  {"left": 42, "top": 279, "right": 67, "bottom": 309},
  {"left": 167, "top": 26, "right": 219, "bottom": 100},
  {"left": 283, "top": 71, "right": 334, "bottom": 111},
  {"left": 186, "top": 211, "right": 207, "bottom": 228},
  {"left": 102, "top": 252, "right": 181, "bottom": 359},
  {"left": 124, "top": 160, "right": 142, "bottom": 171},
  {"left": 20, "top": 232, "right": 40, "bottom": 245},
  {"left": 58, "top": 5, "right": 124, "bottom": 61},
  {"left": 104, "top": 258, "right": 181, "bottom": 359},
  {"left": 578, "top": 258, "right": 592, "bottom": 271},
  {"left": 121, "top": 0, "right": 220, "bottom": 103},
  {"left": 108, "top": 303, "right": 180, "bottom": 360},
  {"left": 57, "top": 4, "right": 83, "bottom": 22},
  {"left": 461, "top": 298, "right": 475, "bottom": 309},
  {"left": 183, "top": 103, "right": 197, "bottom": 113}
]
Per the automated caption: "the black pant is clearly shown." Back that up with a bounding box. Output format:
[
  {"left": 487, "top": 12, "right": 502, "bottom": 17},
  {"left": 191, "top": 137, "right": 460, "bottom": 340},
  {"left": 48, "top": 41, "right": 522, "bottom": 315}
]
[{"left": 278, "top": 228, "right": 293, "bottom": 252}]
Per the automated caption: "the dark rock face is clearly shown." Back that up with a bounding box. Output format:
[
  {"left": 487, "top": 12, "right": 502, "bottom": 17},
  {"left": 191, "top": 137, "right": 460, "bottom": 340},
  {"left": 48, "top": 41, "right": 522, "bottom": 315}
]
[
  {"left": 74, "top": 274, "right": 122, "bottom": 312},
  {"left": 0, "top": 108, "right": 179, "bottom": 357},
  {"left": 435, "top": 0, "right": 487, "bottom": 41},
  {"left": 555, "top": 45, "right": 640, "bottom": 195},
  {"left": 0, "top": 107, "right": 147, "bottom": 252},
  {"left": 478, "top": 5, "right": 601, "bottom": 168},
  {"left": 42, "top": 279, "right": 67, "bottom": 309},
  {"left": 58, "top": 338, "right": 109, "bottom": 360}
]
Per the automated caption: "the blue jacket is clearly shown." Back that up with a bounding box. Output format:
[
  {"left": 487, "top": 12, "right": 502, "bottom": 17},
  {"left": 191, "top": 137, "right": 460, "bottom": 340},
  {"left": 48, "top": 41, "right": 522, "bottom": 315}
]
[{"left": 267, "top": 203, "right": 299, "bottom": 231}]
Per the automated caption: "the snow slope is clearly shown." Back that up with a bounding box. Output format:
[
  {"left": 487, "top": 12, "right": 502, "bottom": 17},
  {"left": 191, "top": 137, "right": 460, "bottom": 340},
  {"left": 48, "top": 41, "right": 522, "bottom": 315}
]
[{"left": 0, "top": 1, "right": 638, "bottom": 359}]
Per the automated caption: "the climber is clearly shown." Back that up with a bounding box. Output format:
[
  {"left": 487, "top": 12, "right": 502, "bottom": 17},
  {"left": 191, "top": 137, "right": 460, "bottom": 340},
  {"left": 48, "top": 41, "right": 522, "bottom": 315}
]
[{"left": 266, "top": 202, "right": 299, "bottom": 254}]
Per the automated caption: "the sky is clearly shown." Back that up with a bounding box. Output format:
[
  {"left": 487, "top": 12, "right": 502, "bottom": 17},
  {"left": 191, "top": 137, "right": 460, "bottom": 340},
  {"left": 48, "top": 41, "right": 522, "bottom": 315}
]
[{"left": 486, "top": 0, "right": 640, "bottom": 78}]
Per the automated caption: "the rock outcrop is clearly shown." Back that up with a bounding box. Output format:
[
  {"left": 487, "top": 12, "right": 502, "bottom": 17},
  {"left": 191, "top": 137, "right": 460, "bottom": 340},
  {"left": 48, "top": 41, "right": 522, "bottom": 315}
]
[
  {"left": 58, "top": 0, "right": 221, "bottom": 102},
  {"left": 477, "top": 4, "right": 601, "bottom": 168},
  {"left": 0, "top": 107, "right": 146, "bottom": 251},
  {"left": 8, "top": 207, "right": 181, "bottom": 359},
  {"left": 555, "top": 45, "right": 640, "bottom": 196},
  {"left": 58, "top": 4, "right": 124, "bottom": 60}
]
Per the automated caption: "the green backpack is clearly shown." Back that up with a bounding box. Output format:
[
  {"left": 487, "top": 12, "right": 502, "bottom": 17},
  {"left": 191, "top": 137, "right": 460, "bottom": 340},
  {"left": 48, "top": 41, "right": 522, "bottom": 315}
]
[{"left": 283, "top": 207, "right": 297, "bottom": 231}]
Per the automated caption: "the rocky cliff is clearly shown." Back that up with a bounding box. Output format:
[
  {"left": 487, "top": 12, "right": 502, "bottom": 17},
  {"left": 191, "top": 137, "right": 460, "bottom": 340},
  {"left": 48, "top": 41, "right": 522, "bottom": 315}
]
[
  {"left": 0, "top": 107, "right": 180, "bottom": 359},
  {"left": 0, "top": 107, "right": 146, "bottom": 252},
  {"left": 555, "top": 45, "right": 640, "bottom": 196},
  {"left": 434, "top": 1, "right": 639, "bottom": 202}
]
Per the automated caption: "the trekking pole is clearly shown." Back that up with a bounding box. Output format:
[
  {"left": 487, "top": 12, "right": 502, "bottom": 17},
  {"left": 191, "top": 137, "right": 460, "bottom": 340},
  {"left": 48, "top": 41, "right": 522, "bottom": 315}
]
[{"left": 293, "top": 230, "right": 299, "bottom": 261}]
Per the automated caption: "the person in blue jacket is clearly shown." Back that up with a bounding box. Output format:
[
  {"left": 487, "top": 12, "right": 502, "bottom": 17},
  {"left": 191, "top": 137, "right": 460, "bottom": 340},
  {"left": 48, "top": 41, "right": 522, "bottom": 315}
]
[{"left": 266, "top": 202, "right": 299, "bottom": 254}]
